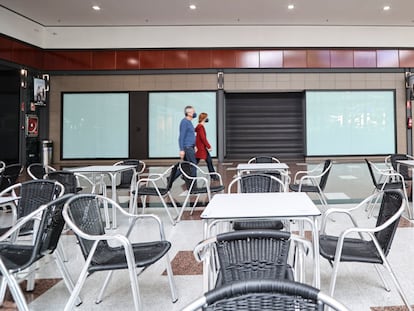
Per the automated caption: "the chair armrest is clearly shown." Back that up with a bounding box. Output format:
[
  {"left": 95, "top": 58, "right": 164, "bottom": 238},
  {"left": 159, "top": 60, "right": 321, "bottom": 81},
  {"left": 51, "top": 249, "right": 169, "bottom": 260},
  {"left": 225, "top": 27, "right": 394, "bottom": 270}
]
[
  {"left": 293, "top": 164, "right": 322, "bottom": 183},
  {"left": 193, "top": 237, "right": 217, "bottom": 262},
  {"left": 320, "top": 194, "right": 375, "bottom": 234},
  {"left": 122, "top": 212, "right": 168, "bottom": 241}
]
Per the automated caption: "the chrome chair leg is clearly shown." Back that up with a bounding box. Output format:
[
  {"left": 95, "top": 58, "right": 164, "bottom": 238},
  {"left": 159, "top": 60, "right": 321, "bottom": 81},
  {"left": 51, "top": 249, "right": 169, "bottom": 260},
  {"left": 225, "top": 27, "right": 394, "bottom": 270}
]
[{"left": 96, "top": 271, "right": 113, "bottom": 304}]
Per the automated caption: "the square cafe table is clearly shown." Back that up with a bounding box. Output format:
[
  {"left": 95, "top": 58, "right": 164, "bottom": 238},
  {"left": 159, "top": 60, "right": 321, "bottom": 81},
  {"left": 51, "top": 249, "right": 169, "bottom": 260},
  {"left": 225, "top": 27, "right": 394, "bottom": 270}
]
[
  {"left": 68, "top": 165, "right": 136, "bottom": 228},
  {"left": 201, "top": 192, "right": 321, "bottom": 289}
]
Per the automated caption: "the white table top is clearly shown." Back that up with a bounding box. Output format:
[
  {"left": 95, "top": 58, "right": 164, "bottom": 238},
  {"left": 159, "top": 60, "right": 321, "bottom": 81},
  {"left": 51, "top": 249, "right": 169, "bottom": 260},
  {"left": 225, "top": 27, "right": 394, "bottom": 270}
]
[
  {"left": 237, "top": 163, "right": 289, "bottom": 171},
  {"left": 68, "top": 165, "right": 135, "bottom": 174},
  {"left": 397, "top": 160, "right": 414, "bottom": 167},
  {"left": 201, "top": 192, "right": 320, "bottom": 219}
]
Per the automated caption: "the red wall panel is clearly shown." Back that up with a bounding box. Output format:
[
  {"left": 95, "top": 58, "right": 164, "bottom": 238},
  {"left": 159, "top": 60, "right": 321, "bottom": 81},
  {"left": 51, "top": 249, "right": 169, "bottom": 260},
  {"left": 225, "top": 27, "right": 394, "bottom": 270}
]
[
  {"left": 0, "top": 36, "right": 13, "bottom": 62},
  {"left": 92, "top": 50, "right": 116, "bottom": 70},
  {"left": 259, "top": 50, "right": 283, "bottom": 68},
  {"left": 140, "top": 50, "right": 165, "bottom": 69},
  {"left": 377, "top": 50, "right": 399, "bottom": 67},
  {"left": 399, "top": 50, "right": 414, "bottom": 68},
  {"left": 188, "top": 50, "right": 212, "bottom": 68},
  {"left": 307, "top": 50, "right": 330, "bottom": 68},
  {"left": 330, "top": 50, "right": 353, "bottom": 68},
  {"left": 12, "top": 41, "right": 42, "bottom": 69},
  {"left": 211, "top": 50, "right": 236, "bottom": 68},
  {"left": 235, "top": 50, "right": 259, "bottom": 68},
  {"left": 164, "top": 50, "right": 188, "bottom": 69},
  {"left": 115, "top": 50, "right": 140, "bottom": 70},
  {"left": 283, "top": 50, "right": 307, "bottom": 68},
  {"left": 354, "top": 50, "right": 376, "bottom": 68}
]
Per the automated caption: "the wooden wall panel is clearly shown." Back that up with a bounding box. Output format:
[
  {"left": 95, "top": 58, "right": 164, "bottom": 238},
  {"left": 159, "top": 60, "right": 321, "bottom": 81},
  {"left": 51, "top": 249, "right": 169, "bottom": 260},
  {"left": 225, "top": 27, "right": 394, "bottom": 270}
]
[
  {"left": 330, "top": 50, "right": 353, "bottom": 67},
  {"left": 283, "top": 50, "right": 307, "bottom": 68},
  {"left": 212, "top": 50, "right": 236, "bottom": 68},
  {"left": 164, "top": 50, "right": 188, "bottom": 69},
  {"left": 140, "top": 50, "right": 164, "bottom": 69},
  {"left": 354, "top": 50, "right": 377, "bottom": 67},
  {"left": 377, "top": 50, "right": 399, "bottom": 67},
  {"left": 0, "top": 36, "right": 13, "bottom": 62},
  {"left": 115, "top": 50, "right": 140, "bottom": 69},
  {"left": 399, "top": 50, "right": 414, "bottom": 68},
  {"left": 188, "top": 50, "right": 212, "bottom": 68},
  {"left": 91, "top": 50, "right": 116, "bottom": 70},
  {"left": 307, "top": 50, "right": 330, "bottom": 68},
  {"left": 235, "top": 50, "right": 259, "bottom": 68},
  {"left": 259, "top": 50, "right": 283, "bottom": 68},
  {"left": 1, "top": 35, "right": 414, "bottom": 70}
]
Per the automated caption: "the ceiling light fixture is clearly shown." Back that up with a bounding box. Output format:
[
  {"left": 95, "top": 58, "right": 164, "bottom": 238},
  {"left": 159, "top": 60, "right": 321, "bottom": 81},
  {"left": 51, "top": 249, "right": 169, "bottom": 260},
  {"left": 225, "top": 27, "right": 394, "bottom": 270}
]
[
  {"left": 383, "top": 5, "right": 390, "bottom": 11},
  {"left": 189, "top": 4, "right": 197, "bottom": 10},
  {"left": 288, "top": 4, "right": 295, "bottom": 10},
  {"left": 92, "top": 5, "right": 101, "bottom": 11}
]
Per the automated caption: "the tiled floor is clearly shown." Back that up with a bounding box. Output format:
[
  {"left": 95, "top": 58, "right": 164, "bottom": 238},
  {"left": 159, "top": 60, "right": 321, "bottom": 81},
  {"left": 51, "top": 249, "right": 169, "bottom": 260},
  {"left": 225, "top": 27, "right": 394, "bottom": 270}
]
[{"left": 2, "top": 160, "right": 414, "bottom": 310}]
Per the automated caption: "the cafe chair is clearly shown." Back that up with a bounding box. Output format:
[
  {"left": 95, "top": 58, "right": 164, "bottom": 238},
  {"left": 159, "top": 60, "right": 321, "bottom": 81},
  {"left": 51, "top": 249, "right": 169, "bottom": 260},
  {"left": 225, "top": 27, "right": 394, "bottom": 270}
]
[
  {"left": 386, "top": 153, "right": 414, "bottom": 181},
  {"left": 0, "top": 194, "right": 80, "bottom": 310},
  {"left": 182, "top": 279, "right": 350, "bottom": 311},
  {"left": 27, "top": 163, "right": 56, "bottom": 180},
  {"left": 194, "top": 230, "right": 312, "bottom": 289},
  {"left": 0, "top": 163, "right": 23, "bottom": 192},
  {"left": 289, "top": 159, "right": 332, "bottom": 210},
  {"left": 176, "top": 161, "right": 224, "bottom": 223},
  {"left": 113, "top": 159, "right": 146, "bottom": 189},
  {"left": 365, "top": 159, "right": 409, "bottom": 218},
  {"left": 319, "top": 189, "right": 412, "bottom": 311},
  {"left": 45, "top": 170, "right": 96, "bottom": 194},
  {"left": 248, "top": 155, "right": 281, "bottom": 163},
  {"left": 228, "top": 173, "right": 287, "bottom": 230},
  {"left": 131, "top": 163, "right": 180, "bottom": 225},
  {"left": 62, "top": 194, "right": 178, "bottom": 311}
]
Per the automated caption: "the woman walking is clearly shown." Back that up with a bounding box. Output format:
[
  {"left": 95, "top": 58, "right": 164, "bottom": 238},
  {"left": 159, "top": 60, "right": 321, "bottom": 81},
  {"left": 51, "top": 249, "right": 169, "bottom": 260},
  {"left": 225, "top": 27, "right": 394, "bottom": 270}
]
[{"left": 195, "top": 112, "right": 217, "bottom": 178}]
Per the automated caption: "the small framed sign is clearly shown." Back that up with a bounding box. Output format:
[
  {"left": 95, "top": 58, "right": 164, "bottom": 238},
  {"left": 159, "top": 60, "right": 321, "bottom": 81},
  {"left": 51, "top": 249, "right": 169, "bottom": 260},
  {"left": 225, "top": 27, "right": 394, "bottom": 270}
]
[{"left": 26, "top": 114, "right": 38, "bottom": 137}]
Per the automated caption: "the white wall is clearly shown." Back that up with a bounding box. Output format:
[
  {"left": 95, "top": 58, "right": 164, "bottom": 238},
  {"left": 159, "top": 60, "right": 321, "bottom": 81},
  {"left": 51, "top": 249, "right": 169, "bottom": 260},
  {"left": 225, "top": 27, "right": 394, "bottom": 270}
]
[{"left": 2, "top": 5, "right": 414, "bottom": 49}]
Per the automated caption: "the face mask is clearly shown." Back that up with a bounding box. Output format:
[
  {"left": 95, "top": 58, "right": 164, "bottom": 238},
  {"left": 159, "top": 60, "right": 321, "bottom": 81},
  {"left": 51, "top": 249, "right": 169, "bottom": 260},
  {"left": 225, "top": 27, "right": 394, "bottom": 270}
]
[
  {"left": 205, "top": 118, "right": 209, "bottom": 123},
  {"left": 192, "top": 112, "right": 197, "bottom": 118}
]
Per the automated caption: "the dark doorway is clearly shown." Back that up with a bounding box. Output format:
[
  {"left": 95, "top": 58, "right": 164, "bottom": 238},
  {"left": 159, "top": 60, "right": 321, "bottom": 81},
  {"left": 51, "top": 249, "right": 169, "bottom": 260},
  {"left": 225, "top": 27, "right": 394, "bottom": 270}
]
[{"left": 225, "top": 92, "right": 304, "bottom": 161}]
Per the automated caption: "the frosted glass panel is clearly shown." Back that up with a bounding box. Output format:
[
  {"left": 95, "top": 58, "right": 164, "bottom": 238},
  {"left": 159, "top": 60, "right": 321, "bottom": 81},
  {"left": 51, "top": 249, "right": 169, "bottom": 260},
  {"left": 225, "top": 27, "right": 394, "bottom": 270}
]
[
  {"left": 306, "top": 91, "right": 395, "bottom": 156},
  {"left": 149, "top": 92, "right": 217, "bottom": 158},
  {"left": 62, "top": 93, "right": 129, "bottom": 159}
]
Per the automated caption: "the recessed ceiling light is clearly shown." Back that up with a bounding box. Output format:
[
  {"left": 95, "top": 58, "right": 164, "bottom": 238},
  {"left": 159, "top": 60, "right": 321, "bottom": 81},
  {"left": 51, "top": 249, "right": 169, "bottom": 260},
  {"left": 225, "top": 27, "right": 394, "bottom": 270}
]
[
  {"left": 189, "top": 4, "right": 197, "bottom": 10},
  {"left": 383, "top": 5, "right": 390, "bottom": 11},
  {"left": 288, "top": 4, "right": 295, "bottom": 10},
  {"left": 92, "top": 5, "right": 101, "bottom": 11}
]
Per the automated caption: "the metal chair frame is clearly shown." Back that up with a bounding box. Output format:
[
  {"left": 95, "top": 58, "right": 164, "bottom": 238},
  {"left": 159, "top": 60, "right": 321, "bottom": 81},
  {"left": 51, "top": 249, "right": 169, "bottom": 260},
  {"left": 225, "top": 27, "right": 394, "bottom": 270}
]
[
  {"left": 319, "top": 190, "right": 412, "bottom": 311},
  {"left": 63, "top": 194, "right": 178, "bottom": 311}
]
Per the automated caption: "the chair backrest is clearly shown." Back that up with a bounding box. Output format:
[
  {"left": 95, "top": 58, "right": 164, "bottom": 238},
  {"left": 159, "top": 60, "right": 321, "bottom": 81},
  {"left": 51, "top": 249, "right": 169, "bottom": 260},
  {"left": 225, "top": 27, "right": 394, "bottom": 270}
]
[
  {"left": 166, "top": 163, "right": 180, "bottom": 190},
  {"left": 17, "top": 180, "right": 64, "bottom": 231},
  {"left": 115, "top": 159, "right": 145, "bottom": 186},
  {"left": 27, "top": 163, "right": 55, "bottom": 180},
  {"left": 46, "top": 170, "right": 78, "bottom": 194},
  {"left": 374, "top": 190, "right": 404, "bottom": 256},
  {"left": 63, "top": 194, "right": 109, "bottom": 261},
  {"left": 4, "top": 194, "right": 74, "bottom": 273},
  {"left": 0, "top": 163, "right": 23, "bottom": 192},
  {"left": 229, "top": 174, "right": 286, "bottom": 193},
  {"left": 214, "top": 230, "right": 291, "bottom": 284},
  {"left": 318, "top": 159, "right": 332, "bottom": 190},
  {"left": 365, "top": 159, "right": 378, "bottom": 187},
  {"left": 390, "top": 154, "right": 411, "bottom": 179},
  {"left": 248, "top": 156, "right": 280, "bottom": 164},
  {"left": 192, "top": 279, "right": 349, "bottom": 311}
]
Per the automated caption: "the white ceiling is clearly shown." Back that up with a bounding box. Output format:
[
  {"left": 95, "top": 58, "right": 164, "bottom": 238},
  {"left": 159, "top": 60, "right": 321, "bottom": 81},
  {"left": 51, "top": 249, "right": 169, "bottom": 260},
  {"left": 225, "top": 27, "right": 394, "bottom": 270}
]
[{"left": 1, "top": 0, "right": 414, "bottom": 27}]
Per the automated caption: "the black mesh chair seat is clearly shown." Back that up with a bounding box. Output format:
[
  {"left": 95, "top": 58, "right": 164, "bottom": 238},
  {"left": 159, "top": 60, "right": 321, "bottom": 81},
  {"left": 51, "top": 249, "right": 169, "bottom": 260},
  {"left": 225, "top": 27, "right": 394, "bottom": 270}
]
[
  {"left": 89, "top": 240, "right": 171, "bottom": 272},
  {"left": 233, "top": 220, "right": 284, "bottom": 231},
  {"left": 182, "top": 279, "right": 350, "bottom": 311},
  {"left": 289, "top": 183, "right": 320, "bottom": 193},
  {"left": 0, "top": 245, "right": 34, "bottom": 271},
  {"left": 136, "top": 186, "right": 169, "bottom": 196},
  {"left": 375, "top": 181, "right": 404, "bottom": 191},
  {"left": 189, "top": 184, "right": 225, "bottom": 195},
  {"left": 319, "top": 235, "right": 382, "bottom": 264}
]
